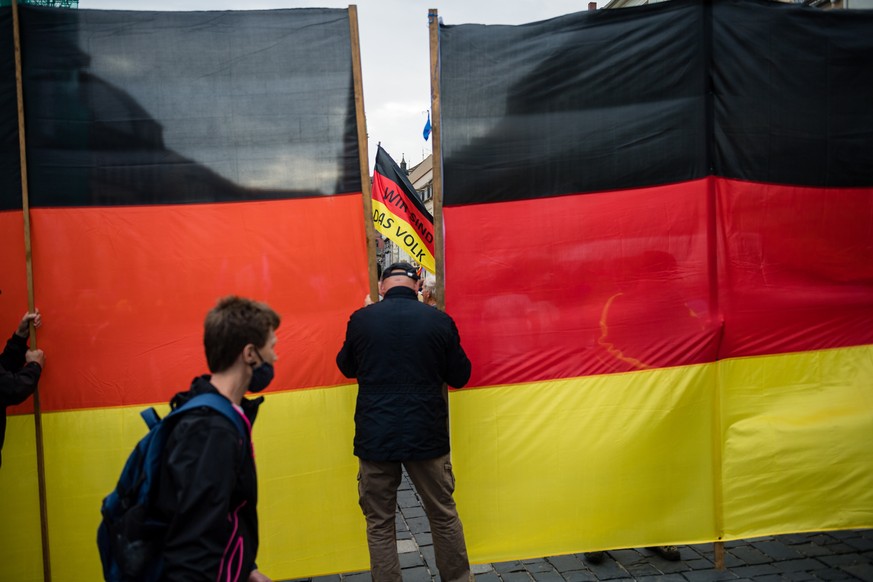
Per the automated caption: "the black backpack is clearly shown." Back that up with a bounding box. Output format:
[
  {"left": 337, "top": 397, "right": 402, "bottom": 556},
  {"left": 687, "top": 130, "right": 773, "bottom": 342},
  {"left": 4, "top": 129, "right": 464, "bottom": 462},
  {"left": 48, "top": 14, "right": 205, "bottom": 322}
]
[{"left": 96, "top": 393, "right": 246, "bottom": 581}]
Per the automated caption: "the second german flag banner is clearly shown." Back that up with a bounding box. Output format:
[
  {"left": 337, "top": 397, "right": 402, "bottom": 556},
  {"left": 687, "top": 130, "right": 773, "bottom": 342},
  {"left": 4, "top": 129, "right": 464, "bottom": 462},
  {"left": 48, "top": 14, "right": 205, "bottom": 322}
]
[{"left": 438, "top": 0, "right": 873, "bottom": 563}]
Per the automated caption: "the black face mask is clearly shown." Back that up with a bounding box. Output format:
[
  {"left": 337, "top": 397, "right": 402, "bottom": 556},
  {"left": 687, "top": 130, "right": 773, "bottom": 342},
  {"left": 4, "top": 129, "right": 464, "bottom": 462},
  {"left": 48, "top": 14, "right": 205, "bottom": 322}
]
[{"left": 248, "top": 349, "right": 274, "bottom": 393}]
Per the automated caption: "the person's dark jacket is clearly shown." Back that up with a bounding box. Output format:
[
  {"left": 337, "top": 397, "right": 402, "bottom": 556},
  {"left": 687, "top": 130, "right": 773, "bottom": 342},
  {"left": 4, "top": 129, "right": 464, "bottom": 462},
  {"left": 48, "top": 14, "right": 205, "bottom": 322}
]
[
  {"left": 0, "top": 332, "right": 42, "bottom": 469},
  {"left": 336, "top": 285, "right": 472, "bottom": 461},
  {"left": 154, "top": 375, "right": 263, "bottom": 582}
]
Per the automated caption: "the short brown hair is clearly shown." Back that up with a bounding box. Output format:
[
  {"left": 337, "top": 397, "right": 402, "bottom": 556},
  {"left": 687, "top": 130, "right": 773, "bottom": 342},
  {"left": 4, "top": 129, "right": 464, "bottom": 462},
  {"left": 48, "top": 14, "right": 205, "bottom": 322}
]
[{"left": 203, "top": 296, "right": 280, "bottom": 373}]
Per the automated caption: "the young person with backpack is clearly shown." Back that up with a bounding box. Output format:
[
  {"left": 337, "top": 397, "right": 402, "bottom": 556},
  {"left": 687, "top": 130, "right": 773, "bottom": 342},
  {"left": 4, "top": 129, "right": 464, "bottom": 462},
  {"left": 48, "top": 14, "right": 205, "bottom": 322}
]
[{"left": 99, "top": 296, "right": 279, "bottom": 582}]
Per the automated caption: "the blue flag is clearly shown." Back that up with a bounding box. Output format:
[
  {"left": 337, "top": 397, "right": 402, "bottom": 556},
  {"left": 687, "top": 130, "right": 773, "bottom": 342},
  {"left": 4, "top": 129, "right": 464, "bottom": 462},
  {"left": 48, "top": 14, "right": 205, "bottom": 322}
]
[{"left": 423, "top": 112, "right": 431, "bottom": 141}]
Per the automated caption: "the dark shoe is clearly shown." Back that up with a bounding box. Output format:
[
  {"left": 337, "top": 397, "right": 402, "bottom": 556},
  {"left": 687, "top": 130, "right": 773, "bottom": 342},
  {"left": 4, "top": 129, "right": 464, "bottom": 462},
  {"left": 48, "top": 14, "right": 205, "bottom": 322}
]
[
  {"left": 583, "top": 551, "right": 606, "bottom": 564},
  {"left": 648, "top": 545, "right": 681, "bottom": 561}
]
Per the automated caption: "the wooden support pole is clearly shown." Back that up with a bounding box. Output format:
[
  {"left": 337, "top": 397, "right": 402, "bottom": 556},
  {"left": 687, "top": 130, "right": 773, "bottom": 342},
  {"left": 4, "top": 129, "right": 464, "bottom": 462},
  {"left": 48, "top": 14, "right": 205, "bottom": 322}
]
[
  {"left": 428, "top": 7, "right": 453, "bottom": 434},
  {"left": 709, "top": 181, "right": 725, "bottom": 573},
  {"left": 11, "top": 0, "right": 52, "bottom": 579},
  {"left": 714, "top": 541, "right": 725, "bottom": 570},
  {"left": 348, "top": 5, "right": 379, "bottom": 302},
  {"left": 428, "top": 8, "right": 445, "bottom": 311}
]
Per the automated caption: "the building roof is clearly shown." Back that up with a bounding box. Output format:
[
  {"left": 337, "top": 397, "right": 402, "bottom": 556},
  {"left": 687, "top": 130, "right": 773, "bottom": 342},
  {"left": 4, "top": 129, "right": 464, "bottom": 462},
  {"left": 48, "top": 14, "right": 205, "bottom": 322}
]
[{"left": 407, "top": 154, "right": 433, "bottom": 190}]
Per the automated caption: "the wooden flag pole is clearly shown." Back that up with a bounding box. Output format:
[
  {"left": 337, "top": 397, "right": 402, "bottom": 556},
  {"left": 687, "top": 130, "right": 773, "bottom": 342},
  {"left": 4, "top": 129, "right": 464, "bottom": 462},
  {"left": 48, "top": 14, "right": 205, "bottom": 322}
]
[
  {"left": 12, "top": 0, "right": 52, "bottom": 579},
  {"left": 712, "top": 356, "right": 726, "bottom": 570},
  {"left": 428, "top": 8, "right": 445, "bottom": 312},
  {"left": 703, "top": 0, "right": 725, "bottom": 567},
  {"left": 428, "top": 7, "right": 453, "bottom": 437},
  {"left": 348, "top": 5, "right": 379, "bottom": 302},
  {"left": 714, "top": 541, "right": 725, "bottom": 570},
  {"left": 707, "top": 117, "right": 725, "bottom": 570}
]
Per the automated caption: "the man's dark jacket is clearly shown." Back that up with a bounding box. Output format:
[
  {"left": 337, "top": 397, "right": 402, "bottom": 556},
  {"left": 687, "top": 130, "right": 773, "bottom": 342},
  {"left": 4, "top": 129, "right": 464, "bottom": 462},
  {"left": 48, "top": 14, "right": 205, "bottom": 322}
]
[
  {"left": 0, "top": 332, "right": 42, "bottom": 469},
  {"left": 154, "top": 376, "right": 263, "bottom": 581},
  {"left": 336, "top": 285, "right": 472, "bottom": 461}
]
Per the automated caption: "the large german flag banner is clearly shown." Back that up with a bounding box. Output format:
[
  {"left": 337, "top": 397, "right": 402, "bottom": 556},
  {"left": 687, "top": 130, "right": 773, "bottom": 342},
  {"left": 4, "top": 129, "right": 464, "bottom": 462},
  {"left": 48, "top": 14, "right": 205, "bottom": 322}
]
[
  {"left": 439, "top": 0, "right": 873, "bottom": 562},
  {"left": 0, "top": 6, "right": 370, "bottom": 580},
  {"left": 372, "top": 145, "right": 435, "bottom": 273}
]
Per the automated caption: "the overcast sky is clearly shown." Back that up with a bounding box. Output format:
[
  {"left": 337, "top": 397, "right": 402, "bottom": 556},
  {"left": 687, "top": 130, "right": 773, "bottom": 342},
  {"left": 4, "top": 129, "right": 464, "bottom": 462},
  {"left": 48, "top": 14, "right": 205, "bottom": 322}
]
[{"left": 79, "top": 0, "right": 599, "bottom": 172}]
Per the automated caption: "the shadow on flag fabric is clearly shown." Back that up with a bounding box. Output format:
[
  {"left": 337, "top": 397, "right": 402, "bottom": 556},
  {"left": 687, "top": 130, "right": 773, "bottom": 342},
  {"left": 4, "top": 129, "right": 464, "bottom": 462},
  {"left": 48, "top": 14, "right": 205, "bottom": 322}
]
[{"left": 372, "top": 145, "right": 435, "bottom": 273}]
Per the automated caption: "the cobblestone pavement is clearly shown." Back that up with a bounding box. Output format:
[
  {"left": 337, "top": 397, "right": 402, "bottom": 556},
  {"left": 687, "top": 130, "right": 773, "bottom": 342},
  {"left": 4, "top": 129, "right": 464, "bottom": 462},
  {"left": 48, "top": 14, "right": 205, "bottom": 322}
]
[{"left": 285, "top": 472, "right": 873, "bottom": 582}]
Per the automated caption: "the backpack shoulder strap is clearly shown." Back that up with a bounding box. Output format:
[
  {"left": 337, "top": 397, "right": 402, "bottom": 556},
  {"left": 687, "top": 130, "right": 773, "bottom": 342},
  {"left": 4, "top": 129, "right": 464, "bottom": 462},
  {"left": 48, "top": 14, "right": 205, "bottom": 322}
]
[
  {"left": 140, "top": 407, "right": 161, "bottom": 430},
  {"left": 168, "top": 392, "right": 248, "bottom": 439}
]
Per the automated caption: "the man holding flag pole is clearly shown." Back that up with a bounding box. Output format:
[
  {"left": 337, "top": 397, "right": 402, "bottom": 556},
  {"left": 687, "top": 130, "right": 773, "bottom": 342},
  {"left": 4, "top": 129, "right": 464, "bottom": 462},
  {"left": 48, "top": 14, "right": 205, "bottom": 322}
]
[{"left": 336, "top": 260, "right": 473, "bottom": 582}]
